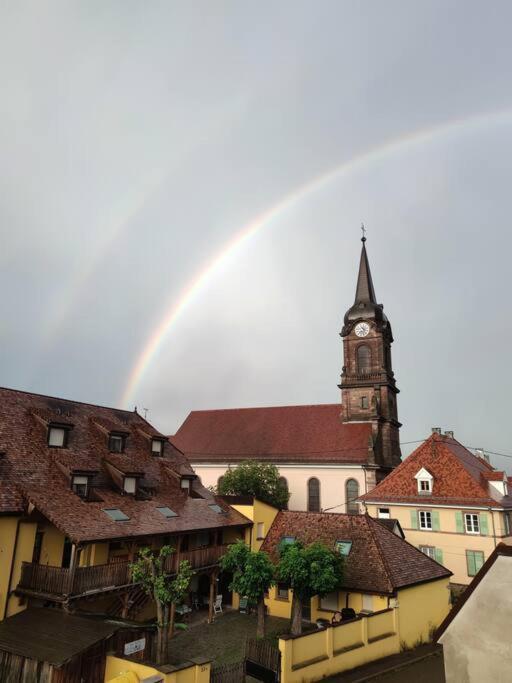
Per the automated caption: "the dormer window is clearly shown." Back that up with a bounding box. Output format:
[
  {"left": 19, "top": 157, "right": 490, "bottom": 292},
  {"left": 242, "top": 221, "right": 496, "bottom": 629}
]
[
  {"left": 123, "top": 477, "right": 137, "bottom": 494},
  {"left": 414, "top": 468, "right": 433, "bottom": 495},
  {"left": 72, "top": 475, "right": 89, "bottom": 498},
  {"left": 180, "top": 478, "right": 191, "bottom": 492},
  {"left": 109, "top": 433, "right": 125, "bottom": 453},
  {"left": 48, "top": 425, "right": 70, "bottom": 448},
  {"left": 151, "top": 438, "right": 164, "bottom": 456}
]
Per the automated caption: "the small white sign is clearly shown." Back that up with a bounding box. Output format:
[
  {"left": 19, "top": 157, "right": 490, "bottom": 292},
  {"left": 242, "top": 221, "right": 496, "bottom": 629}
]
[{"left": 124, "top": 637, "right": 146, "bottom": 655}]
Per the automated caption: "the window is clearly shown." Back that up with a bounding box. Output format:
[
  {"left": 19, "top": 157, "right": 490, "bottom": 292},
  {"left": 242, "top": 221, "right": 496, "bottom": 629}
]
[
  {"left": 151, "top": 439, "right": 164, "bottom": 456},
  {"left": 346, "top": 479, "right": 359, "bottom": 515},
  {"left": 72, "top": 475, "right": 89, "bottom": 498},
  {"left": 505, "top": 512, "right": 512, "bottom": 536},
  {"left": 419, "top": 479, "right": 431, "bottom": 493},
  {"left": 280, "top": 536, "right": 296, "bottom": 546},
  {"left": 419, "top": 510, "right": 432, "bottom": 530},
  {"left": 277, "top": 583, "right": 289, "bottom": 600},
  {"left": 335, "top": 540, "right": 352, "bottom": 556},
  {"left": 357, "top": 345, "right": 371, "bottom": 374},
  {"left": 466, "top": 550, "right": 484, "bottom": 577},
  {"left": 360, "top": 396, "right": 369, "bottom": 409},
  {"left": 419, "top": 545, "right": 436, "bottom": 559},
  {"left": 103, "top": 508, "right": 130, "bottom": 521},
  {"left": 108, "top": 434, "right": 125, "bottom": 453},
  {"left": 208, "top": 504, "right": 225, "bottom": 514},
  {"left": 48, "top": 426, "right": 67, "bottom": 448},
  {"left": 217, "top": 475, "right": 225, "bottom": 489},
  {"left": 307, "top": 478, "right": 321, "bottom": 512},
  {"left": 256, "top": 522, "right": 265, "bottom": 540},
  {"left": 32, "top": 531, "right": 44, "bottom": 564},
  {"left": 156, "top": 506, "right": 178, "bottom": 518},
  {"left": 123, "top": 477, "right": 137, "bottom": 494},
  {"left": 320, "top": 591, "right": 338, "bottom": 611},
  {"left": 279, "top": 477, "right": 289, "bottom": 509},
  {"left": 195, "top": 531, "right": 209, "bottom": 547},
  {"left": 378, "top": 508, "right": 390, "bottom": 519},
  {"left": 465, "top": 513, "right": 480, "bottom": 534},
  {"left": 181, "top": 478, "right": 191, "bottom": 492}
]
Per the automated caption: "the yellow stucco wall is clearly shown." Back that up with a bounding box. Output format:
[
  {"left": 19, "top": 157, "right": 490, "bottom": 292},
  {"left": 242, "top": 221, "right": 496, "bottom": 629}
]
[
  {"left": 366, "top": 504, "right": 510, "bottom": 585},
  {"left": 40, "top": 523, "right": 65, "bottom": 566},
  {"left": 104, "top": 655, "right": 211, "bottom": 683},
  {"left": 0, "top": 517, "right": 38, "bottom": 619},
  {"left": 397, "top": 578, "right": 451, "bottom": 648},
  {"left": 230, "top": 499, "right": 279, "bottom": 551}
]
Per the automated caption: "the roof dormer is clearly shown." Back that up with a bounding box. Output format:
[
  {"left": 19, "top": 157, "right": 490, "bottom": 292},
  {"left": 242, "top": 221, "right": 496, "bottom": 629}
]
[{"left": 414, "top": 467, "right": 433, "bottom": 495}]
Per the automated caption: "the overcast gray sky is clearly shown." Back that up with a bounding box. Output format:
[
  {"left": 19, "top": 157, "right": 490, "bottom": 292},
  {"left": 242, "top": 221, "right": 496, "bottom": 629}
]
[{"left": 2, "top": 1, "right": 512, "bottom": 470}]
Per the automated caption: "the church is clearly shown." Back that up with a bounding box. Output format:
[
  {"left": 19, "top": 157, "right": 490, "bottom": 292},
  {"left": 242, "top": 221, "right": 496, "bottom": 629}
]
[{"left": 171, "top": 236, "right": 402, "bottom": 512}]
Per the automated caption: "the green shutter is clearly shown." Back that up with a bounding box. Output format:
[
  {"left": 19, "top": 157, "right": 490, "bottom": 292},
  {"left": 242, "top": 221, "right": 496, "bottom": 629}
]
[
  {"left": 479, "top": 513, "right": 488, "bottom": 536},
  {"left": 466, "top": 551, "right": 476, "bottom": 577},
  {"left": 410, "top": 510, "right": 418, "bottom": 529},
  {"left": 432, "top": 511, "right": 440, "bottom": 531},
  {"left": 455, "top": 511, "right": 464, "bottom": 533},
  {"left": 434, "top": 548, "right": 444, "bottom": 565},
  {"left": 475, "top": 552, "right": 485, "bottom": 573}
]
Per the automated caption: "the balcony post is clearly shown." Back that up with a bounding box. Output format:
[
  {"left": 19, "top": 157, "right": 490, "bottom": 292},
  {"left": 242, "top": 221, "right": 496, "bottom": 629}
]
[
  {"left": 121, "top": 542, "right": 137, "bottom": 619},
  {"left": 65, "top": 543, "right": 79, "bottom": 605},
  {"left": 208, "top": 569, "right": 218, "bottom": 624}
]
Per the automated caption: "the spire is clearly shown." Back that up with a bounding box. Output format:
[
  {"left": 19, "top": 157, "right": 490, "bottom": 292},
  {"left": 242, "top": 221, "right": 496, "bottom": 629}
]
[{"left": 354, "top": 230, "right": 377, "bottom": 304}]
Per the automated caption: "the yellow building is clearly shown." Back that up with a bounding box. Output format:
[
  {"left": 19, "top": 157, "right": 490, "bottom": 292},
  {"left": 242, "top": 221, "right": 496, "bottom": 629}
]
[
  {"left": 221, "top": 495, "right": 280, "bottom": 550},
  {"left": 360, "top": 430, "right": 512, "bottom": 586},
  {"left": 259, "top": 510, "right": 451, "bottom": 649}
]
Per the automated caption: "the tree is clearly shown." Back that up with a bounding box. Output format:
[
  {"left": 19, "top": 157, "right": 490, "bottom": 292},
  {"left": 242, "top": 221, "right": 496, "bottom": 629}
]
[
  {"left": 130, "top": 546, "right": 193, "bottom": 664},
  {"left": 217, "top": 461, "right": 289, "bottom": 509},
  {"left": 220, "top": 540, "right": 275, "bottom": 638},
  {"left": 276, "top": 540, "right": 344, "bottom": 635}
]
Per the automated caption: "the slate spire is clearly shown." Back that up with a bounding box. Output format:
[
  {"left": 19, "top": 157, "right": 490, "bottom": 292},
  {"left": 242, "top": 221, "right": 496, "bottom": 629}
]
[{"left": 354, "top": 234, "right": 377, "bottom": 305}]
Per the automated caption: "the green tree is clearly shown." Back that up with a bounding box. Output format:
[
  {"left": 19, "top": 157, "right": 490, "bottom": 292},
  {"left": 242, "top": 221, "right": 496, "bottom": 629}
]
[
  {"left": 220, "top": 540, "right": 275, "bottom": 638},
  {"left": 130, "top": 546, "right": 193, "bottom": 664},
  {"left": 217, "top": 461, "right": 289, "bottom": 509},
  {"left": 276, "top": 540, "right": 344, "bottom": 635}
]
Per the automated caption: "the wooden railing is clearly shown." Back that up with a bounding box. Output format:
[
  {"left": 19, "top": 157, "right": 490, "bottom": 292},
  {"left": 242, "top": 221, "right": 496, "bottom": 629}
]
[{"left": 18, "top": 544, "right": 228, "bottom": 598}]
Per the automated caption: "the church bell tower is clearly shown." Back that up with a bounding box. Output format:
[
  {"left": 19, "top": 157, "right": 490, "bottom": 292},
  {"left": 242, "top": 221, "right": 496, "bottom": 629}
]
[{"left": 339, "top": 233, "right": 402, "bottom": 471}]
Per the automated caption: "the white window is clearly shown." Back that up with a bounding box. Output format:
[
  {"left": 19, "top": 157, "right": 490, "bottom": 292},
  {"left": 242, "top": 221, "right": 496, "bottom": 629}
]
[
  {"left": 181, "top": 478, "right": 191, "bottom": 491},
  {"left": 419, "top": 545, "right": 436, "bottom": 559},
  {"left": 256, "top": 522, "right": 265, "bottom": 539},
  {"left": 48, "top": 427, "right": 66, "bottom": 447},
  {"left": 124, "top": 477, "right": 137, "bottom": 494},
  {"left": 320, "top": 591, "right": 338, "bottom": 611},
  {"left": 419, "top": 479, "right": 431, "bottom": 493},
  {"left": 72, "top": 475, "right": 88, "bottom": 498},
  {"left": 151, "top": 439, "right": 163, "bottom": 455},
  {"left": 414, "top": 468, "right": 433, "bottom": 494},
  {"left": 109, "top": 434, "right": 124, "bottom": 453},
  {"left": 378, "top": 508, "right": 390, "bottom": 519},
  {"left": 465, "top": 513, "right": 480, "bottom": 534},
  {"left": 419, "top": 511, "right": 432, "bottom": 530}
]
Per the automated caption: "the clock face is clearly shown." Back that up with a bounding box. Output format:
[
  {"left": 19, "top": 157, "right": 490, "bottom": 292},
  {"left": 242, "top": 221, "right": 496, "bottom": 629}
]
[{"left": 355, "top": 322, "right": 370, "bottom": 337}]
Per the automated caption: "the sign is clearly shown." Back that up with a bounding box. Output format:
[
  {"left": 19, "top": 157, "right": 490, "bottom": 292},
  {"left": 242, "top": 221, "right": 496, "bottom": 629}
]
[{"left": 124, "top": 637, "right": 146, "bottom": 655}]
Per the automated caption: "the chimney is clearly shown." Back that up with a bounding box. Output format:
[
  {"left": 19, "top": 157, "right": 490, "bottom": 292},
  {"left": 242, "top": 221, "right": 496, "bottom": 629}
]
[
  {"left": 431, "top": 427, "right": 442, "bottom": 435},
  {"left": 444, "top": 430, "right": 454, "bottom": 439},
  {"left": 475, "top": 448, "right": 490, "bottom": 464}
]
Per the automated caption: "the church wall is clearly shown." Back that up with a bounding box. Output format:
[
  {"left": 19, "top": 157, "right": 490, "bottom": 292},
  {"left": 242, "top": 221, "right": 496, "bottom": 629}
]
[{"left": 192, "top": 463, "right": 371, "bottom": 512}]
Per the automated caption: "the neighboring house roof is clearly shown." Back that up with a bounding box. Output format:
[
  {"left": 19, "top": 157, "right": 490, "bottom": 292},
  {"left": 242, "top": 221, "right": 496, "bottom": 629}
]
[
  {"left": 171, "top": 404, "right": 373, "bottom": 464},
  {"left": 436, "top": 543, "right": 512, "bottom": 640},
  {"left": 359, "top": 433, "right": 512, "bottom": 509},
  {"left": 260, "top": 511, "right": 451, "bottom": 594},
  {"left": 374, "top": 517, "right": 405, "bottom": 539},
  {"left": 0, "top": 386, "right": 249, "bottom": 543}
]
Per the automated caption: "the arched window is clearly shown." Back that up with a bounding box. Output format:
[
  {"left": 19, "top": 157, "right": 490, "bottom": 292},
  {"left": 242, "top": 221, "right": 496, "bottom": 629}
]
[
  {"left": 217, "top": 475, "right": 225, "bottom": 490},
  {"left": 308, "top": 478, "right": 321, "bottom": 512},
  {"left": 279, "top": 477, "right": 289, "bottom": 509},
  {"left": 346, "top": 479, "right": 360, "bottom": 515},
  {"left": 357, "top": 345, "right": 371, "bottom": 374}
]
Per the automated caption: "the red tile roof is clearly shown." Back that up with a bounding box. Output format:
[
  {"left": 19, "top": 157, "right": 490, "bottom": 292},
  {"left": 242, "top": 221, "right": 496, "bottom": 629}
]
[
  {"left": 361, "top": 433, "right": 512, "bottom": 508},
  {"left": 0, "top": 386, "right": 249, "bottom": 543},
  {"left": 260, "top": 511, "right": 451, "bottom": 594},
  {"left": 171, "top": 404, "right": 373, "bottom": 464}
]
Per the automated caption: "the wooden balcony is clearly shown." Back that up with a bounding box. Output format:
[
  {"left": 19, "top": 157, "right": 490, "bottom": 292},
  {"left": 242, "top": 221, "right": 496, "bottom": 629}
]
[{"left": 16, "top": 544, "right": 229, "bottom": 601}]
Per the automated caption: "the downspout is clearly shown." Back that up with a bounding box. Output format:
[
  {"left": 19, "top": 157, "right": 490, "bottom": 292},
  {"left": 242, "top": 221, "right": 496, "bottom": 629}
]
[
  {"left": 3, "top": 518, "right": 23, "bottom": 620},
  {"left": 490, "top": 507, "right": 497, "bottom": 549}
]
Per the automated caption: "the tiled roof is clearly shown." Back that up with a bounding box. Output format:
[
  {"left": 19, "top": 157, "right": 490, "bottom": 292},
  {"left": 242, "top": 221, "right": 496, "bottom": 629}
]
[
  {"left": 0, "top": 386, "right": 249, "bottom": 543},
  {"left": 171, "top": 404, "right": 373, "bottom": 464},
  {"left": 360, "top": 433, "right": 512, "bottom": 509},
  {"left": 260, "top": 511, "right": 451, "bottom": 594}
]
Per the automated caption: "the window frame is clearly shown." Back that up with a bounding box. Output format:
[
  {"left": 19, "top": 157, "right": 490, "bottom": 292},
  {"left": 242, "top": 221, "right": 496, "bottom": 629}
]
[
  {"left": 419, "top": 510, "right": 433, "bottom": 530},
  {"left": 356, "top": 344, "right": 371, "bottom": 374},
  {"left": 47, "top": 425, "right": 70, "bottom": 448},
  {"left": 419, "top": 545, "right": 436, "bottom": 559},
  {"left": 378, "top": 508, "right": 390, "bottom": 519},
  {"left": 72, "top": 475, "right": 89, "bottom": 498},
  {"left": 256, "top": 522, "right": 265, "bottom": 540},
  {"left": 346, "top": 478, "right": 360, "bottom": 515},
  {"left": 466, "top": 549, "right": 484, "bottom": 577},
  {"left": 307, "top": 477, "right": 321, "bottom": 512},
  {"left": 151, "top": 438, "right": 164, "bottom": 456},
  {"left": 276, "top": 583, "right": 289, "bottom": 600},
  {"left": 123, "top": 476, "right": 137, "bottom": 494},
  {"left": 464, "top": 513, "right": 480, "bottom": 535},
  {"left": 108, "top": 433, "right": 126, "bottom": 453}
]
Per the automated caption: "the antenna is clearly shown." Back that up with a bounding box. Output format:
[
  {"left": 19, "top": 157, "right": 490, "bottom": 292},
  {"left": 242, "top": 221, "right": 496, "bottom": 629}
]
[{"left": 143, "top": 408, "right": 149, "bottom": 420}]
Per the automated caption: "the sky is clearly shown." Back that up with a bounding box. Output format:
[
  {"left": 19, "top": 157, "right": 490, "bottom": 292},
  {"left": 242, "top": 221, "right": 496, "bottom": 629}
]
[{"left": 1, "top": 1, "right": 512, "bottom": 471}]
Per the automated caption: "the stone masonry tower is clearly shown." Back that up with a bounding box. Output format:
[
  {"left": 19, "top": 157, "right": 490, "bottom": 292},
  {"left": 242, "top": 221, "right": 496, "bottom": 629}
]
[{"left": 339, "top": 234, "right": 402, "bottom": 472}]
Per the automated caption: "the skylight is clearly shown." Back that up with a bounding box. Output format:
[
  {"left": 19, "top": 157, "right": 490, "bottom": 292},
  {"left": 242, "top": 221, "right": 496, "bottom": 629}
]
[
  {"left": 208, "top": 504, "right": 225, "bottom": 514},
  {"left": 281, "top": 536, "right": 296, "bottom": 545},
  {"left": 335, "top": 540, "right": 353, "bottom": 556},
  {"left": 156, "top": 506, "right": 178, "bottom": 518},
  {"left": 103, "top": 508, "right": 130, "bottom": 521}
]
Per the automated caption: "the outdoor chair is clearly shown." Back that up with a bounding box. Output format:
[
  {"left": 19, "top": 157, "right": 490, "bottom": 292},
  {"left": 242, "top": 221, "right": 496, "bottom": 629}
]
[
  {"left": 239, "top": 597, "right": 249, "bottom": 613},
  {"left": 213, "top": 594, "right": 223, "bottom": 615},
  {"left": 341, "top": 607, "right": 356, "bottom": 621},
  {"left": 176, "top": 604, "right": 192, "bottom": 617}
]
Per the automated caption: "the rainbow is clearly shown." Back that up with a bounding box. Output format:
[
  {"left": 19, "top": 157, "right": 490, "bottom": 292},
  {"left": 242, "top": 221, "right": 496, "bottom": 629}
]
[{"left": 120, "top": 107, "right": 512, "bottom": 408}]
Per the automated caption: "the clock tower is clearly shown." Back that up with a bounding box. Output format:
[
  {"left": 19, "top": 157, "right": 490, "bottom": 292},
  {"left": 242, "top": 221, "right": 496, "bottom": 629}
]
[{"left": 339, "top": 235, "right": 402, "bottom": 473}]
